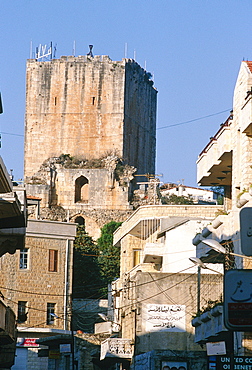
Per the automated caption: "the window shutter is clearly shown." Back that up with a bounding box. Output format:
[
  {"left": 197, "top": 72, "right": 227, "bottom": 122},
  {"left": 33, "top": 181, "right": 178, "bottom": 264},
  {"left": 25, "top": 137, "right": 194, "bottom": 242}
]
[{"left": 49, "top": 250, "right": 58, "bottom": 272}]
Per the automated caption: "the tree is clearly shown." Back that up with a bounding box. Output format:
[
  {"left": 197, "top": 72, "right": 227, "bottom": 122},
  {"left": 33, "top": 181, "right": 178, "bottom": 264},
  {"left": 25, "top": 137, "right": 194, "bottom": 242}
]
[
  {"left": 73, "top": 222, "right": 122, "bottom": 298},
  {"left": 72, "top": 225, "right": 102, "bottom": 299},
  {"left": 161, "top": 194, "right": 194, "bottom": 205},
  {"left": 97, "top": 221, "right": 122, "bottom": 294}
]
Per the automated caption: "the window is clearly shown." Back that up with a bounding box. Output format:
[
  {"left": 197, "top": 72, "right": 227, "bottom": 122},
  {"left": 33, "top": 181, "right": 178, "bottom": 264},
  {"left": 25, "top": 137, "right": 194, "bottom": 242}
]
[
  {"left": 47, "top": 303, "right": 56, "bottom": 325},
  {"left": 18, "top": 301, "right": 28, "bottom": 323},
  {"left": 75, "top": 176, "right": 89, "bottom": 203},
  {"left": 133, "top": 249, "right": 141, "bottom": 267},
  {"left": 20, "top": 249, "right": 29, "bottom": 269},
  {"left": 49, "top": 250, "right": 58, "bottom": 272}
]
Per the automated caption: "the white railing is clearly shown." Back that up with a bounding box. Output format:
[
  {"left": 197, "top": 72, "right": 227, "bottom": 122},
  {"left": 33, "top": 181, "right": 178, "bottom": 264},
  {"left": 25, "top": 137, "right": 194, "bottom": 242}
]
[{"left": 100, "top": 338, "right": 134, "bottom": 360}]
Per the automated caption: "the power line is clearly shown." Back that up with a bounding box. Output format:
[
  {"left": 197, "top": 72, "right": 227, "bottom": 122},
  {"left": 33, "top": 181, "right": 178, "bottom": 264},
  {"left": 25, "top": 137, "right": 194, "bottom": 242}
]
[
  {"left": 157, "top": 108, "right": 231, "bottom": 130},
  {"left": 0, "top": 131, "right": 24, "bottom": 137},
  {"left": 0, "top": 109, "right": 232, "bottom": 138}
]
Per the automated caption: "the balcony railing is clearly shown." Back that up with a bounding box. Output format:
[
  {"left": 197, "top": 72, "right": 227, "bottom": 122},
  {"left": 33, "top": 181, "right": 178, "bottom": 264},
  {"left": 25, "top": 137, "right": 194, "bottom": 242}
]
[
  {"left": 100, "top": 338, "right": 134, "bottom": 360},
  {"left": 191, "top": 305, "right": 227, "bottom": 344}
]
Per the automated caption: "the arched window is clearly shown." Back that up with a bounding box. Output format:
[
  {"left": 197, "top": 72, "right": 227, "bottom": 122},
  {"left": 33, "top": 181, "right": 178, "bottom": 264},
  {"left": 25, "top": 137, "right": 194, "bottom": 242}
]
[
  {"left": 75, "top": 216, "right": 85, "bottom": 226},
  {"left": 75, "top": 176, "right": 89, "bottom": 203}
]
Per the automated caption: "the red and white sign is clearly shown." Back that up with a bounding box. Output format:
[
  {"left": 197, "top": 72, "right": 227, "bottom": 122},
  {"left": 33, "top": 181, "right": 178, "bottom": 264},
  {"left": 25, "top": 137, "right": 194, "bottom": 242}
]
[{"left": 17, "top": 337, "right": 39, "bottom": 347}]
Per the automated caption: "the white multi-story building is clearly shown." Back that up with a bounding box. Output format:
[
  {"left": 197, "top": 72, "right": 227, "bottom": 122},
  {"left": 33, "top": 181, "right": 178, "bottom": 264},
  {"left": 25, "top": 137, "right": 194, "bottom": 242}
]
[
  {"left": 193, "top": 61, "right": 252, "bottom": 358},
  {"left": 160, "top": 184, "right": 219, "bottom": 204},
  {"left": 97, "top": 204, "right": 223, "bottom": 370}
]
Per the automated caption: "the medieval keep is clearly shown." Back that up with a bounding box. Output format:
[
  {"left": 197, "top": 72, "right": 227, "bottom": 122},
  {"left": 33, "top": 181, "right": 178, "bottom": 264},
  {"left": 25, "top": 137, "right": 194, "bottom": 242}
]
[{"left": 24, "top": 53, "right": 157, "bottom": 237}]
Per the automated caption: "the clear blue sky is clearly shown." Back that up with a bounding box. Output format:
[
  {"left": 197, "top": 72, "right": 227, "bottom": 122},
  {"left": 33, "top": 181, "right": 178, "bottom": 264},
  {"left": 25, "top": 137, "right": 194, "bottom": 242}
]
[{"left": 0, "top": 0, "right": 251, "bottom": 187}]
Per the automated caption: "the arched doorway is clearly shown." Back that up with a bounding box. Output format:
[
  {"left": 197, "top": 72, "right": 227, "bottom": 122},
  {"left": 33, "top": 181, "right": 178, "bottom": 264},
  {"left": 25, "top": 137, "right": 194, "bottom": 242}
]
[
  {"left": 75, "top": 216, "right": 85, "bottom": 227},
  {"left": 75, "top": 176, "right": 89, "bottom": 203}
]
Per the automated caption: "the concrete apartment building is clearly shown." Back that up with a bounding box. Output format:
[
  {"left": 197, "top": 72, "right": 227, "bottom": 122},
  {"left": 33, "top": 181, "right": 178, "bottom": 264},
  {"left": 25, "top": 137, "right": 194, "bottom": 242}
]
[
  {"left": 95, "top": 204, "right": 224, "bottom": 369},
  {"left": 24, "top": 53, "right": 157, "bottom": 238},
  {"left": 191, "top": 61, "right": 252, "bottom": 365}
]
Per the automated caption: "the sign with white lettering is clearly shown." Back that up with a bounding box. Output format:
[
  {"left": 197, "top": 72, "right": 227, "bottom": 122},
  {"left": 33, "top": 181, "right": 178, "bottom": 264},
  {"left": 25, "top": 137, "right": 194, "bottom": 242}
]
[
  {"left": 36, "top": 43, "right": 53, "bottom": 61},
  {"left": 144, "top": 304, "right": 186, "bottom": 332},
  {"left": 208, "top": 356, "right": 252, "bottom": 370},
  {"left": 224, "top": 269, "right": 252, "bottom": 330},
  {"left": 17, "top": 337, "right": 39, "bottom": 347}
]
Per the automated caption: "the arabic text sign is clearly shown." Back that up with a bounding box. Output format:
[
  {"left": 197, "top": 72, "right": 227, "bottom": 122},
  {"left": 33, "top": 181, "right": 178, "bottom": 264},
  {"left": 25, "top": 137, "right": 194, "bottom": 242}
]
[
  {"left": 224, "top": 269, "right": 252, "bottom": 330},
  {"left": 144, "top": 304, "right": 186, "bottom": 332}
]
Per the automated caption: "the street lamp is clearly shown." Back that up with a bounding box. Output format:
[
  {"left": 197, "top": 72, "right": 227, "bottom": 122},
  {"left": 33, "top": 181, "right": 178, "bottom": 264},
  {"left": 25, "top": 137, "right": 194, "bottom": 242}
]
[
  {"left": 189, "top": 257, "right": 223, "bottom": 274},
  {"left": 189, "top": 257, "right": 223, "bottom": 313},
  {"left": 201, "top": 239, "right": 252, "bottom": 260},
  {"left": 97, "top": 313, "right": 121, "bottom": 332}
]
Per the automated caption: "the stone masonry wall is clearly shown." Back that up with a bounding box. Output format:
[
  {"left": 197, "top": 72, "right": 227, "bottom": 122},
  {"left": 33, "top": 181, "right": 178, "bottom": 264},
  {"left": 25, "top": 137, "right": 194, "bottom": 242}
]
[
  {"left": 24, "top": 55, "right": 157, "bottom": 180},
  {"left": 0, "top": 234, "right": 72, "bottom": 330},
  {"left": 121, "top": 272, "right": 222, "bottom": 355},
  {"left": 24, "top": 55, "right": 125, "bottom": 178}
]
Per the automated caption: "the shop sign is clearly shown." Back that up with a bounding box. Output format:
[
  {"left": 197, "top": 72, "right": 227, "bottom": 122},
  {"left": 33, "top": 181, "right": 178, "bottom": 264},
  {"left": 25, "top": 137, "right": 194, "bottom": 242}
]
[
  {"left": 224, "top": 269, "right": 252, "bottom": 330},
  {"left": 208, "top": 356, "right": 252, "bottom": 369},
  {"left": 17, "top": 337, "right": 39, "bottom": 347}
]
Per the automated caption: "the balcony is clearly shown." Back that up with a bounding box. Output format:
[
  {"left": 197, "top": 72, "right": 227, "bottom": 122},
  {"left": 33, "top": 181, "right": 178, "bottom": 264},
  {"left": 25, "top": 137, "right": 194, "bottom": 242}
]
[
  {"left": 240, "top": 94, "right": 252, "bottom": 136},
  {"left": 0, "top": 301, "right": 16, "bottom": 344},
  {"left": 197, "top": 117, "right": 232, "bottom": 186},
  {"left": 192, "top": 305, "right": 228, "bottom": 344},
  {"left": 194, "top": 213, "right": 231, "bottom": 263},
  {"left": 100, "top": 338, "right": 134, "bottom": 360},
  {"left": 0, "top": 157, "right": 27, "bottom": 256},
  {"left": 0, "top": 157, "right": 12, "bottom": 193},
  {"left": 95, "top": 321, "right": 120, "bottom": 335}
]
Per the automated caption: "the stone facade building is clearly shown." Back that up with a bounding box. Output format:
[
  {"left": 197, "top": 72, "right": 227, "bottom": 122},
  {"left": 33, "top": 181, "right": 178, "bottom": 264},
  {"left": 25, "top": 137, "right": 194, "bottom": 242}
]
[
  {"left": 24, "top": 54, "right": 157, "bottom": 237},
  {"left": 0, "top": 218, "right": 76, "bottom": 369},
  {"left": 193, "top": 61, "right": 252, "bottom": 361},
  {"left": 0, "top": 156, "right": 27, "bottom": 368}
]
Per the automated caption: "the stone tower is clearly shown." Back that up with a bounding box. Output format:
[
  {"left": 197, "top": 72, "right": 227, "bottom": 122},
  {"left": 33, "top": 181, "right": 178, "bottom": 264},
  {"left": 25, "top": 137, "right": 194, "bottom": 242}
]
[
  {"left": 24, "top": 54, "right": 157, "bottom": 237},
  {"left": 24, "top": 55, "right": 157, "bottom": 178}
]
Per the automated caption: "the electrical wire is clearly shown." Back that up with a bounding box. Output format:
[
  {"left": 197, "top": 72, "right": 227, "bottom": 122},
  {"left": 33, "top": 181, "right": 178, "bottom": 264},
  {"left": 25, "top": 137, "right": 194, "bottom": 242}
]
[
  {"left": 0, "top": 109, "right": 231, "bottom": 139},
  {"left": 157, "top": 108, "right": 231, "bottom": 130}
]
